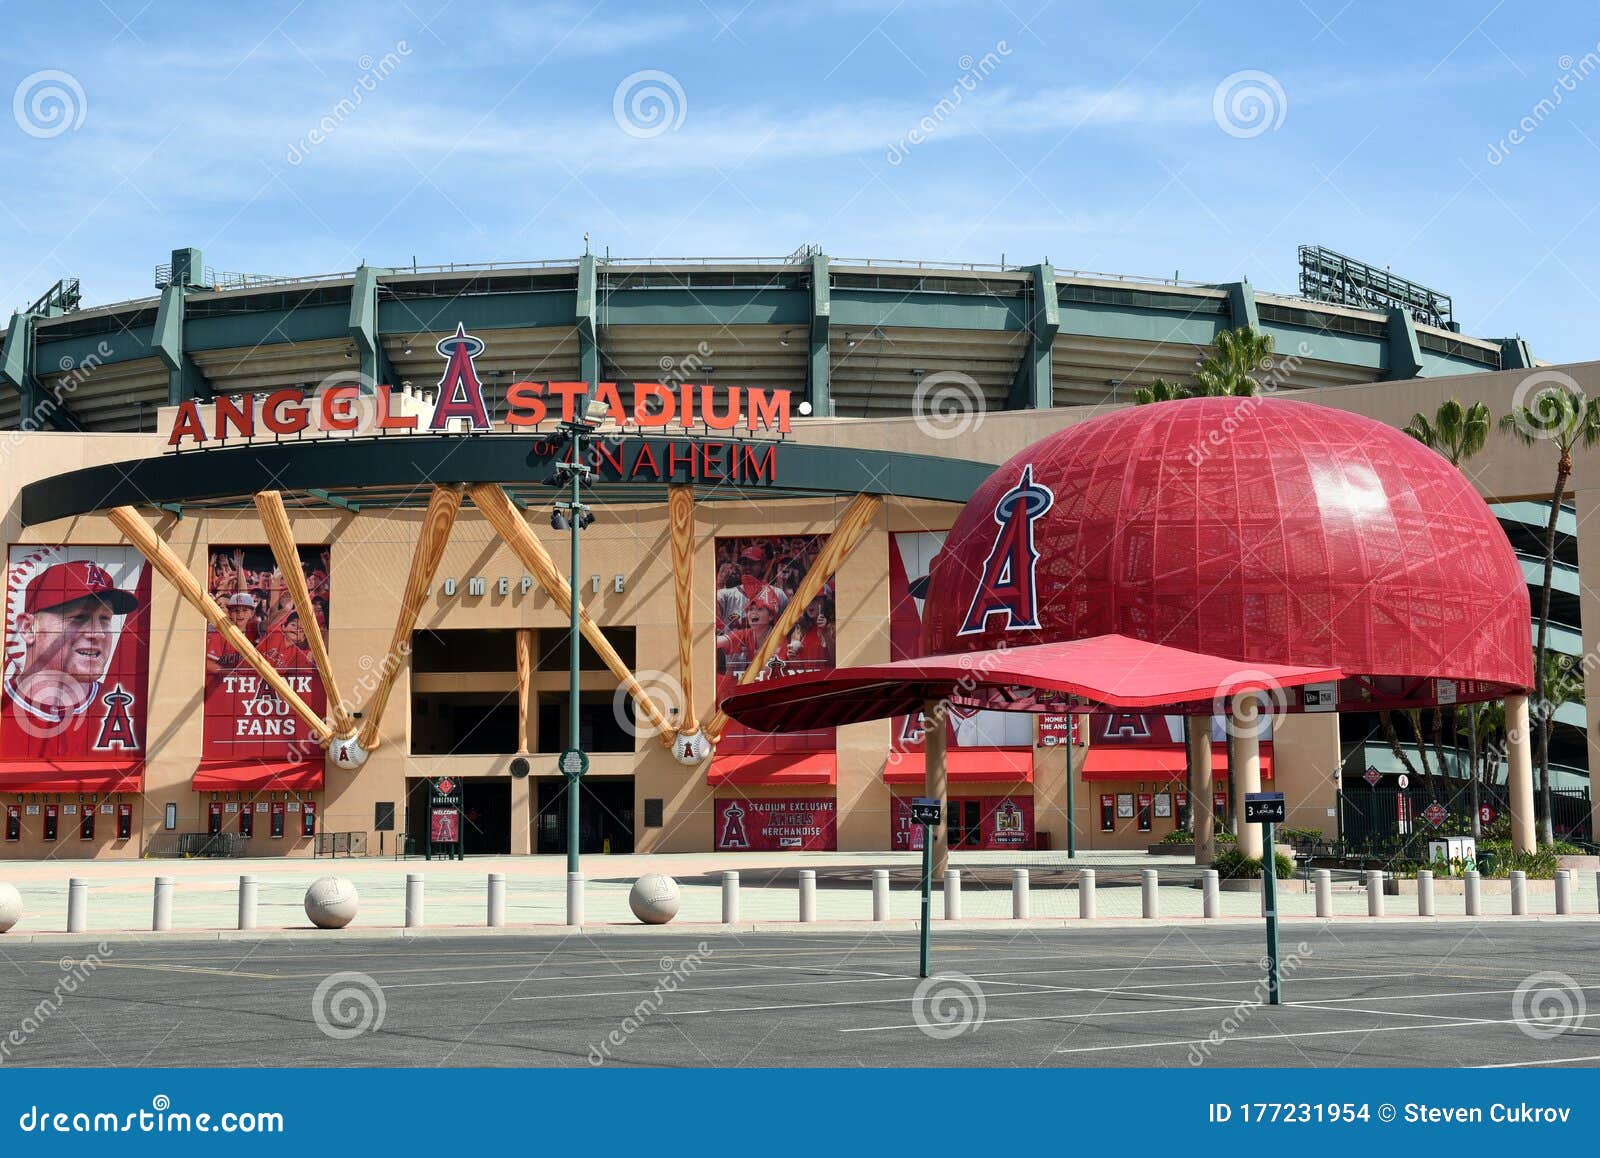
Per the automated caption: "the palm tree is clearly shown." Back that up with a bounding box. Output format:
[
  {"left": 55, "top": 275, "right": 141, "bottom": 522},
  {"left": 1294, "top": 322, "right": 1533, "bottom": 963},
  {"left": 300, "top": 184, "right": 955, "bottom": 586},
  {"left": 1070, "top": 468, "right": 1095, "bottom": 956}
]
[
  {"left": 1405, "top": 398, "right": 1493, "bottom": 833},
  {"left": 1132, "top": 378, "right": 1189, "bottom": 406},
  {"left": 1193, "top": 326, "right": 1274, "bottom": 396},
  {"left": 1500, "top": 386, "right": 1600, "bottom": 843}
]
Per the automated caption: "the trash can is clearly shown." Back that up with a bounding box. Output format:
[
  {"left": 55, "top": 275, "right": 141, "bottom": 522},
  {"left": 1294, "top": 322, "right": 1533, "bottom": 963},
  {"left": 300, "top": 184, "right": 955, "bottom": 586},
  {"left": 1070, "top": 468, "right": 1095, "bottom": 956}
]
[{"left": 1476, "top": 849, "right": 1495, "bottom": 877}]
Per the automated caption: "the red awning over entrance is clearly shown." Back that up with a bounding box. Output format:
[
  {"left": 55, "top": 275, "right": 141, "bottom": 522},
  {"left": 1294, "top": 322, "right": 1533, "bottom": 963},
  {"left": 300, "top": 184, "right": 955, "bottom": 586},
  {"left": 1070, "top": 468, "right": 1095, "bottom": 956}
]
[
  {"left": 706, "top": 751, "right": 837, "bottom": 787},
  {"left": 720, "top": 634, "right": 1342, "bottom": 733},
  {"left": 193, "top": 759, "right": 325, "bottom": 793},
  {"left": 883, "top": 749, "right": 1033, "bottom": 786},
  {"left": 1081, "top": 745, "right": 1274, "bottom": 782},
  {"left": 0, "top": 760, "right": 142, "bottom": 794}
]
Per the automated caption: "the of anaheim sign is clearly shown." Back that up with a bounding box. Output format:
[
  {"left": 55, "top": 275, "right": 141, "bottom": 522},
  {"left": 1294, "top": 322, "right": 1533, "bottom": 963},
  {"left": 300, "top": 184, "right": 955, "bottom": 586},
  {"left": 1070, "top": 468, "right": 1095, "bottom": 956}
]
[{"left": 167, "top": 324, "right": 794, "bottom": 448}]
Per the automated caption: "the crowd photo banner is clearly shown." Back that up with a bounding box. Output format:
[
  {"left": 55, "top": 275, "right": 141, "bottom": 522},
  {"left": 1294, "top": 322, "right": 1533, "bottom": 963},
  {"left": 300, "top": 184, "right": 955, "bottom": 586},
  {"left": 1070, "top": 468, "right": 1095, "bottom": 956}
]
[
  {"left": 203, "top": 545, "right": 330, "bottom": 759},
  {"left": 1, "top": 546, "right": 152, "bottom": 762}
]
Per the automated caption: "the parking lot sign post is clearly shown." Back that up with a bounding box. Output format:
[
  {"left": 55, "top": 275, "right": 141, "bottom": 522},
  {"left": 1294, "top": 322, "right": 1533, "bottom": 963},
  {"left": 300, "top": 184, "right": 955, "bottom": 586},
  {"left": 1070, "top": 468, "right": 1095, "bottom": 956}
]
[
  {"left": 1245, "top": 791, "right": 1286, "bottom": 1005},
  {"left": 911, "top": 797, "right": 942, "bottom": 978}
]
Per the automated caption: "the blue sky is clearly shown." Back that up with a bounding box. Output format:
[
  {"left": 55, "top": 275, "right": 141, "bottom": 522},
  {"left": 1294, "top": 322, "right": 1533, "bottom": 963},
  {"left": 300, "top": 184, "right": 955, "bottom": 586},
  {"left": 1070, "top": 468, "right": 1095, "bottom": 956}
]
[{"left": 3, "top": 0, "right": 1599, "bottom": 361}]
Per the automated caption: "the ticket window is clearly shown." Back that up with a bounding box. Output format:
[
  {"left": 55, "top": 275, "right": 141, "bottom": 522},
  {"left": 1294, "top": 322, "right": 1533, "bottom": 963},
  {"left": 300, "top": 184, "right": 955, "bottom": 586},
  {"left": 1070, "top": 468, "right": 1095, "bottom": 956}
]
[
  {"left": 5, "top": 805, "right": 19, "bottom": 842},
  {"left": 1137, "top": 793, "right": 1152, "bottom": 832},
  {"left": 1176, "top": 790, "right": 1190, "bottom": 829},
  {"left": 79, "top": 805, "right": 94, "bottom": 841},
  {"left": 208, "top": 802, "right": 223, "bottom": 836},
  {"left": 240, "top": 805, "right": 254, "bottom": 838},
  {"left": 43, "top": 804, "right": 58, "bottom": 841},
  {"left": 1213, "top": 792, "right": 1228, "bottom": 828},
  {"left": 1099, "top": 794, "right": 1115, "bottom": 832},
  {"left": 117, "top": 803, "right": 132, "bottom": 840},
  {"left": 270, "top": 802, "right": 286, "bottom": 839},
  {"left": 302, "top": 802, "right": 317, "bottom": 838}
]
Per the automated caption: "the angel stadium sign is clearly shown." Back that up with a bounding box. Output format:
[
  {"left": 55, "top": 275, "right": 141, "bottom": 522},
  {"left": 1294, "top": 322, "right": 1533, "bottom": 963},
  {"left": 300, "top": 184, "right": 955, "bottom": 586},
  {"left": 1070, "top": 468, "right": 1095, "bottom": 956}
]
[{"left": 165, "top": 324, "right": 794, "bottom": 448}]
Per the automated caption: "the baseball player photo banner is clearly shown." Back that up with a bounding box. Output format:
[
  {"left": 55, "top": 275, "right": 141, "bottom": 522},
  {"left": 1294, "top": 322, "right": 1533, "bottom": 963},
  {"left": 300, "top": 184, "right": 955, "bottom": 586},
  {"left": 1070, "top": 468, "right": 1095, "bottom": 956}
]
[
  {"left": 203, "top": 545, "right": 330, "bottom": 759},
  {"left": 2, "top": 546, "right": 152, "bottom": 761},
  {"left": 713, "top": 534, "right": 836, "bottom": 754}
]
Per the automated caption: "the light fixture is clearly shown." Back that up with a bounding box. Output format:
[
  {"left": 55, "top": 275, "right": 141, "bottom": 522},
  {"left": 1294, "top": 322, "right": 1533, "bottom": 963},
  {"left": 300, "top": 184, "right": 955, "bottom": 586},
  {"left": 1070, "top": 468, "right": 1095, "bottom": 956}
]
[
  {"left": 699, "top": 365, "right": 716, "bottom": 375},
  {"left": 581, "top": 396, "right": 610, "bottom": 423},
  {"left": 403, "top": 343, "right": 413, "bottom": 355},
  {"left": 578, "top": 509, "right": 595, "bottom": 529},
  {"left": 911, "top": 368, "right": 925, "bottom": 378},
  {"left": 550, "top": 509, "right": 570, "bottom": 531}
]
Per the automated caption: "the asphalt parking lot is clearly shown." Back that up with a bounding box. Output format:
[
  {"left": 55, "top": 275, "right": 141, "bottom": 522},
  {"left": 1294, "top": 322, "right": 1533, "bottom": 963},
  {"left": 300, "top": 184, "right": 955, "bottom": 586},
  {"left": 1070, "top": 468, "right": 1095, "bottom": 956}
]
[{"left": 3, "top": 922, "right": 1599, "bottom": 1067}]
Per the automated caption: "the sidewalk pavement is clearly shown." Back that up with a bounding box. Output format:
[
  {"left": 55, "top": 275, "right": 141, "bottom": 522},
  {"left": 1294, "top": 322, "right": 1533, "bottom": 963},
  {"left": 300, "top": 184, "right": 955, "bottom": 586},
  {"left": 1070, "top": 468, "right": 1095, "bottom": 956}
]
[{"left": 0, "top": 850, "right": 1590, "bottom": 937}]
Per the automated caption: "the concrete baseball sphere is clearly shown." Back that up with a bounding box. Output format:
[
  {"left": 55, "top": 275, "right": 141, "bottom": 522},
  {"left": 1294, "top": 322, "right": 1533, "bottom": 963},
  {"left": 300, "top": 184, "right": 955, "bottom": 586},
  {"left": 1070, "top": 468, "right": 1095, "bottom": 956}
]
[
  {"left": 629, "top": 873, "right": 680, "bottom": 925},
  {"left": 304, "top": 875, "right": 359, "bottom": 929},
  {"left": 0, "top": 883, "right": 21, "bottom": 933}
]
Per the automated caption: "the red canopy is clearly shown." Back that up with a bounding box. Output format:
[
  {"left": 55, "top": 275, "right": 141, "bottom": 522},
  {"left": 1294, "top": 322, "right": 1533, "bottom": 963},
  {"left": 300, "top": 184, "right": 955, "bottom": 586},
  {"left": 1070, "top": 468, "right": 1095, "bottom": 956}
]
[
  {"left": 719, "top": 634, "right": 1341, "bottom": 733},
  {"left": 193, "top": 759, "right": 325, "bottom": 793},
  {"left": 706, "top": 752, "right": 836, "bottom": 787},
  {"left": 1081, "top": 745, "right": 1273, "bottom": 782},
  {"left": 0, "top": 760, "right": 142, "bottom": 794},
  {"left": 884, "top": 749, "right": 1032, "bottom": 785}
]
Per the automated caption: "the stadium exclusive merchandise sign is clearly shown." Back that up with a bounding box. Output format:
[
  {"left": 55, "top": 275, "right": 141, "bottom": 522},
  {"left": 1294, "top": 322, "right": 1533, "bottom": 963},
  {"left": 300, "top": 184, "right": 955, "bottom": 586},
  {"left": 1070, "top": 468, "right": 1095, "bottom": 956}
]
[
  {"left": 1245, "top": 791, "right": 1287, "bottom": 1006},
  {"left": 427, "top": 776, "right": 463, "bottom": 861},
  {"left": 714, "top": 798, "right": 836, "bottom": 851}
]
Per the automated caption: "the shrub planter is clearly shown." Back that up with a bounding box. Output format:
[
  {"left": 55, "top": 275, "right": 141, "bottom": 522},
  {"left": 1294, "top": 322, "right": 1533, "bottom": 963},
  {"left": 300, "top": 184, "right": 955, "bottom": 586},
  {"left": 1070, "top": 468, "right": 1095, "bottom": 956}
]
[
  {"left": 1557, "top": 854, "right": 1600, "bottom": 874},
  {"left": 1384, "top": 876, "right": 1556, "bottom": 895}
]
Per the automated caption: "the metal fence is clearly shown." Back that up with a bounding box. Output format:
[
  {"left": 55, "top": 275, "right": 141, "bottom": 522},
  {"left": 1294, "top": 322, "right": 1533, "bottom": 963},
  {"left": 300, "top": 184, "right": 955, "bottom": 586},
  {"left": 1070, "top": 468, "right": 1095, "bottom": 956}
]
[{"left": 1338, "top": 782, "right": 1591, "bottom": 859}]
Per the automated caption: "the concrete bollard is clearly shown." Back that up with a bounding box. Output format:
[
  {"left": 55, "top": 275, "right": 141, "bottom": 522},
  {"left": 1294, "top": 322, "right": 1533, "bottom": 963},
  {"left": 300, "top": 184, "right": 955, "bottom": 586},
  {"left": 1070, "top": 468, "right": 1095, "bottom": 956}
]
[
  {"left": 566, "top": 872, "right": 584, "bottom": 926},
  {"left": 1141, "top": 869, "right": 1159, "bottom": 919},
  {"left": 798, "top": 870, "right": 816, "bottom": 922},
  {"left": 1366, "top": 870, "right": 1384, "bottom": 916},
  {"left": 1202, "top": 870, "right": 1220, "bottom": 918},
  {"left": 405, "top": 874, "right": 424, "bottom": 928},
  {"left": 1465, "top": 871, "right": 1481, "bottom": 916},
  {"left": 487, "top": 874, "right": 506, "bottom": 927},
  {"left": 1078, "top": 869, "right": 1096, "bottom": 919},
  {"left": 722, "top": 871, "right": 740, "bottom": 924},
  {"left": 871, "top": 869, "right": 889, "bottom": 922},
  {"left": 237, "top": 875, "right": 258, "bottom": 931},
  {"left": 1555, "top": 870, "right": 1571, "bottom": 915},
  {"left": 944, "top": 869, "right": 962, "bottom": 920},
  {"left": 1315, "top": 869, "right": 1332, "bottom": 918},
  {"left": 66, "top": 878, "right": 87, "bottom": 933},
  {"left": 1510, "top": 870, "right": 1527, "bottom": 916},
  {"left": 1012, "top": 869, "right": 1030, "bottom": 919},
  {"left": 152, "top": 877, "right": 173, "bottom": 932},
  {"left": 1417, "top": 870, "right": 1434, "bottom": 917}
]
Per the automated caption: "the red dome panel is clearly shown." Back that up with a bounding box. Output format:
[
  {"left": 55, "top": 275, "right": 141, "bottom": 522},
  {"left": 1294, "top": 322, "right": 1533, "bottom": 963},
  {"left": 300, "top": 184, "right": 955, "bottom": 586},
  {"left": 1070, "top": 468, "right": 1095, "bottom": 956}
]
[{"left": 922, "top": 397, "right": 1531, "bottom": 708}]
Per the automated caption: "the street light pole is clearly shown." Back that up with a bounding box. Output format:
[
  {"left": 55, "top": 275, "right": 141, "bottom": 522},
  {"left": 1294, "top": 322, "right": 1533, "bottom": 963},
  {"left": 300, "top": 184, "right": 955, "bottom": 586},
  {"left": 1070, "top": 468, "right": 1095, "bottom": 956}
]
[{"left": 555, "top": 413, "right": 595, "bottom": 876}]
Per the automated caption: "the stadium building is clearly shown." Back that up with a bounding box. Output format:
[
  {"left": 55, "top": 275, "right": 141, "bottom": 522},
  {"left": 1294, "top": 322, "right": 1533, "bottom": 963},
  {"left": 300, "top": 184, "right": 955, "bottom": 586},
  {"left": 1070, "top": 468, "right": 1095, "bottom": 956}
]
[{"left": 0, "top": 245, "right": 1591, "bottom": 859}]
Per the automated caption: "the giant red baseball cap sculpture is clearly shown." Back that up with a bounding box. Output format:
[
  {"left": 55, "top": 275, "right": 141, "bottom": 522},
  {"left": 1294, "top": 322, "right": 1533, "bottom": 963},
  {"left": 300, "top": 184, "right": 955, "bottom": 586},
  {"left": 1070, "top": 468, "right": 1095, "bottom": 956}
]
[{"left": 725, "top": 396, "right": 1531, "bottom": 731}]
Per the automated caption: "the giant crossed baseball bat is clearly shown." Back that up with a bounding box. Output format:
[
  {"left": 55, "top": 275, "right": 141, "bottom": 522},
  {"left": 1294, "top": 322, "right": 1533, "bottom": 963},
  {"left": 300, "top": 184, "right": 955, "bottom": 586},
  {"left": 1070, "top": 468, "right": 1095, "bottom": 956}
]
[
  {"left": 107, "top": 505, "right": 334, "bottom": 746},
  {"left": 253, "top": 490, "right": 355, "bottom": 739},
  {"left": 468, "top": 483, "right": 678, "bottom": 746},
  {"left": 668, "top": 485, "right": 700, "bottom": 737},
  {"left": 702, "top": 492, "right": 882, "bottom": 742},
  {"left": 355, "top": 484, "right": 464, "bottom": 753}
]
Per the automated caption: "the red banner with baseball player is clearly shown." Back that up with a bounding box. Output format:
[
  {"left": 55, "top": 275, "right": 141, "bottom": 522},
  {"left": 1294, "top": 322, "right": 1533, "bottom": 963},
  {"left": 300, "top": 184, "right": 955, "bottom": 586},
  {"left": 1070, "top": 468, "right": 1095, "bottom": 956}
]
[
  {"left": 889, "top": 530, "right": 1034, "bottom": 753},
  {"left": 202, "top": 545, "right": 330, "bottom": 760},
  {"left": 713, "top": 797, "right": 836, "bottom": 851},
  {"left": 713, "top": 534, "right": 836, "bottom": 754},
  {"left": 1, "top": 546, "right": 151, "bottom": 786}
]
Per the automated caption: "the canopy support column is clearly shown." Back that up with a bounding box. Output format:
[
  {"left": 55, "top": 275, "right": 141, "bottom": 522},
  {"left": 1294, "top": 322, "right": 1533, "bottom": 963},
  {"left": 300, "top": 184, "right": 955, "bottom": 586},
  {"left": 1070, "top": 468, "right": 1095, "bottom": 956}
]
[
  {"left": 925, "top": 699, "right": 949, "bottom": 879},
  {"left": 1507, "top": 693, "right": 1537, "bottom": 854},
  {"left": 1188, "top": 717, "right": 1215, "bottom": 864},
  {"left": 1231, "top": 696, "right": 1263, "bottom": 860}
]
